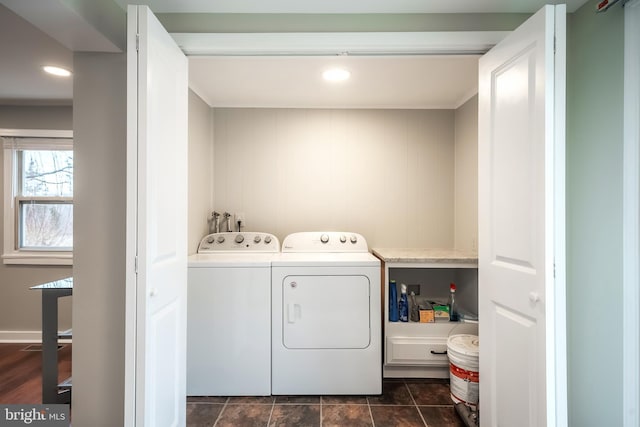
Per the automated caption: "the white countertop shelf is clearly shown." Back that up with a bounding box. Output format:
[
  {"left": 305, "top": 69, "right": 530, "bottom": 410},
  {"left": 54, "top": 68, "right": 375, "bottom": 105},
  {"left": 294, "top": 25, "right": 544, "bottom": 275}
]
[{"left": 372, "top": 248, "right": 478, "bottom": 266}]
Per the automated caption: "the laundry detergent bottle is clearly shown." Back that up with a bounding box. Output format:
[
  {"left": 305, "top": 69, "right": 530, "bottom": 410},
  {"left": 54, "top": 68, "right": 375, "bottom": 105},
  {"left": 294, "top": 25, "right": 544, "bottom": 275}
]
[
  {"left": 389, "top": 280, "right": 399, "bottom": 322},
  {"left": 399, "top": 283, "right": 409, "bottom": 322}
]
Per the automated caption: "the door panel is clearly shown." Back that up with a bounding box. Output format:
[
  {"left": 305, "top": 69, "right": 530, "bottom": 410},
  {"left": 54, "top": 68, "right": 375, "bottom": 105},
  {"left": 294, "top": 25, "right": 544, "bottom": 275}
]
[
  {"left": 479, "top": 5, "right": 566, "bottom": 426},
  {"left": 283, "top": 275, "right": 371, "bottom": 349},
  {"left": 494, "top": 306, "right": 537, "bottom": 426},
  {"left": 492, "top": 48, "right": 538, "bottom": 271},
  {"left": 126, "top": 5, "right": 188, "bottom": 426},
  {"left": 148, "top": 302, "right": 180, "bottom": 427}
]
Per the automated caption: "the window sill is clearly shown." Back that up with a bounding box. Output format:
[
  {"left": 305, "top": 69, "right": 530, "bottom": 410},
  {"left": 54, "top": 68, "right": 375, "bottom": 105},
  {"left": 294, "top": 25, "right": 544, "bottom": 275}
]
[{"left": 2, "top": 252, "right": 73, "bottom": 266}]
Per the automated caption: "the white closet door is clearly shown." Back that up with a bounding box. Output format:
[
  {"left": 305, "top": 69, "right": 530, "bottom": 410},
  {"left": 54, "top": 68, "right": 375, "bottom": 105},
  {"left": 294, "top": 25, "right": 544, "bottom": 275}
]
[
  {"left": 125, "top": 5, "right": 188, "bottom": 426},
  {"left": 478, "top": 4, "right": 566, "bottom": 426}
]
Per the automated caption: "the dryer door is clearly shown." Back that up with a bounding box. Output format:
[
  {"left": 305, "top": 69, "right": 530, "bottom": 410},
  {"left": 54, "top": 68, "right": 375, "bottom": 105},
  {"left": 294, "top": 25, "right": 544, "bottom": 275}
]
[{"left": 282, "top": 275, "right": 371, "bottom": 349}]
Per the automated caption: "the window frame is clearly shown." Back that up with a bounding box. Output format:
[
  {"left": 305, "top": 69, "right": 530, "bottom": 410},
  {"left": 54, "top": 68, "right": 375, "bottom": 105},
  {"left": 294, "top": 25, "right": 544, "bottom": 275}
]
[{"left": 2, "top": 129, "right": 73, "bottom": 265}]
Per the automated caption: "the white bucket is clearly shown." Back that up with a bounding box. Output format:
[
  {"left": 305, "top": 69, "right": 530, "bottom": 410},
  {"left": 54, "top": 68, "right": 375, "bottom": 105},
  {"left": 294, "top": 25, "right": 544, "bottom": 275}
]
[{"left": 447, "top": 334, "right": 479, "bottom": 407}]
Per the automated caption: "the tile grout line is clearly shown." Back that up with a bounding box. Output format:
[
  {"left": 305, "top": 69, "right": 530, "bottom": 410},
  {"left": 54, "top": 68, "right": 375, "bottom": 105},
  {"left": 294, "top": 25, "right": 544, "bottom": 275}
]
[
  {"left": 367, "top": 396, "right": 376, "bottom": 427},
  {"left": 211, "top": 397, "right": 229, "bottom": 427},
  {"left": 266, "top": 398, "right": 275, "bottom": 427},
  {"left": 188, "top": 383, "right": 452, "bottom": 427},
  {"left": 405, "top": 380, "right": 429, "bottom": 427}
]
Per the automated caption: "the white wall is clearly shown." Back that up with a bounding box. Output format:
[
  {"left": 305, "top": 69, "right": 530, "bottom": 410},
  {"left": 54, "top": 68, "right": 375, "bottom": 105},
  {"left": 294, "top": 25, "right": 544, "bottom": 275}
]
[
  {"left": 73, "top": 52, "right": 127, "bottom": 426},
  {"left": 454, "top": 95, "right": 478, "bottom": 251},
  {"left": 188, "top": 90, "right": 214, "bottom": 254},
  {"left": 212, "top": 108, "right": 456, "bottom": 249}
]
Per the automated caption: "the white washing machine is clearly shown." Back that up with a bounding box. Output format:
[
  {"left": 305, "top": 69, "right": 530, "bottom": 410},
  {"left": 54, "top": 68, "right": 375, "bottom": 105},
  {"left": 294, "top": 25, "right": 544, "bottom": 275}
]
[
  {"left": 187, "top": 232, "right": 279, "bottom": 396},
  {"left": 271, "top": 231, "right": 381, "bottom": 395}
]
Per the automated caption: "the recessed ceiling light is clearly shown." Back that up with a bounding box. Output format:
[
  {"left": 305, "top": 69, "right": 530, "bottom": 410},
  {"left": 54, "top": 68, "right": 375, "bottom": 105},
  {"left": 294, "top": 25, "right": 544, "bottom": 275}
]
[
  {"left": 322, "top": 68, "right": 350, "bottom": 82},
  {"left": 43, "top": 66, "right": 72, "bottom": 77}
]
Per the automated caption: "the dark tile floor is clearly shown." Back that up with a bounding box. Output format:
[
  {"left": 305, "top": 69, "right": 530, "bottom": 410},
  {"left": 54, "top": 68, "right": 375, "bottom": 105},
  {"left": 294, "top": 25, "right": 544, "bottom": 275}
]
[{"left": 187, "top": 378, "right": 469, "bottom": 427}]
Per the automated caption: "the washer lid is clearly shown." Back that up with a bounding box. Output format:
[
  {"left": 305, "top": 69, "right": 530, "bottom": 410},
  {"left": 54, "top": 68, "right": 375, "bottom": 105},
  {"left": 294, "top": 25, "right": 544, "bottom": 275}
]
[{"left": 188, "top": 253, "right": 276, "bottom": 267}]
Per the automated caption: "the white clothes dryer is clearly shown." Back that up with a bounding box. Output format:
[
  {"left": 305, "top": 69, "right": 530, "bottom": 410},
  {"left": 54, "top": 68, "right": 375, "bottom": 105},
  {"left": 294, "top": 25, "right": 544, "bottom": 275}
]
[
  {"left": 271, "top": 231, "right": 381, "bottom": 395},
  {"left": 187, "top": 232, "right": 279, "bottom": 396}
]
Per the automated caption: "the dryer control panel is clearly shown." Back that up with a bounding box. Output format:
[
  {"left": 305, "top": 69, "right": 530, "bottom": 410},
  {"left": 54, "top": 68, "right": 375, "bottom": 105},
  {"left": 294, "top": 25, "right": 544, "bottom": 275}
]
[
  {"left": 282, "top": 231, "right": 369, "bottom": 253},
  {"left": 197, "top": 232, "right": 280, "bottom": 253}
]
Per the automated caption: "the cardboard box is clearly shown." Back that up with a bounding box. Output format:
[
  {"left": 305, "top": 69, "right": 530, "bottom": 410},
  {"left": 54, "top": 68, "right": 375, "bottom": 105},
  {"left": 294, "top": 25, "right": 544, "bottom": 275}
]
[
  {"left": 433, "top": 304, "right": 450, "bottom": 322},
  {"left": 419, "top": 308, "right": 434, "bottom": 323},
  {"left": 419, "top": 302, "right": 435, "bottom": 323}
]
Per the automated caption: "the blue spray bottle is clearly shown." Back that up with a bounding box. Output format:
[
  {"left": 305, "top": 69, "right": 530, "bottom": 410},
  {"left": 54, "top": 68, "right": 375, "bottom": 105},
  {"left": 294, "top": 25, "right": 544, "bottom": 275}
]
[{"left": 399, "top": 283, "right": 409, "bottom": 322}]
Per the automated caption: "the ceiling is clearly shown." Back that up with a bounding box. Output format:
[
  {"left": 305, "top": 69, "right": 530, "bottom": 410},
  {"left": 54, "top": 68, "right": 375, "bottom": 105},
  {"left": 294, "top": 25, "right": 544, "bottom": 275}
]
[
  {"left": 0, "top": 0, "right": 591, "bottom": 108},
  {"left": 0, "top": 4, "right": 72, "bottom": 105},
  {"left": 190, "top": 55, "right": 479, "bottom": 109}
]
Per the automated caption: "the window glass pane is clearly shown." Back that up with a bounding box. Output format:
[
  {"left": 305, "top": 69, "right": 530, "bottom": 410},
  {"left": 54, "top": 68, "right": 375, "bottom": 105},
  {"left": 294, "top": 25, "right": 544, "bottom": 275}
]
[
  {"left": 19, "top": 202, "right": 73, "bottom": 249},
  {"left": 21, "top": 150, "right": 73, "bottom": 197}
]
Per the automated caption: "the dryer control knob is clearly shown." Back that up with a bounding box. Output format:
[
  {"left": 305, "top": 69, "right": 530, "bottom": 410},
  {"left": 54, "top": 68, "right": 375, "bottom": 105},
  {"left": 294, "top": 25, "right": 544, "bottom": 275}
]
[
  {"left": 320, "top": 234, "right": 329, "bottom": 243},
  {"left": 217, "top": 236, "right": 225, "bottom": 243},
  {"left": 264, "top": 236, "right": 272, "bottom": 244},
  {"left": 254, "top": 235, "right": 262, "bottom": 244},
  {"left": 235, "top": 234, "right": 245, "bottom": 244},
  {"left": 340, "top": 235, "right": 347, "bottom": 243},
  {"left": 350, "top": 235, "right": 358, "bottom": 244},
  {"left": 207, "top": 236, "right": 215, "bottom": 244}
]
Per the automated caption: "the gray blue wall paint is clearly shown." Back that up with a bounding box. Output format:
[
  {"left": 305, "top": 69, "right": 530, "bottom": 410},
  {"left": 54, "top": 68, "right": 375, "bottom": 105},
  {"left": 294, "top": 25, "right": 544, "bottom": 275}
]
[
  {"left": 156, "top": 13, "right": 530, "bottom": 33},
  {"left": 0, "top": 106, "right": 73, "bottom": 338},
  {"left": 567, "top": 1, "right": 625, "bottom": 425},
  {"left": 72, "top": 52, "right": 127, "bottom": 426}
]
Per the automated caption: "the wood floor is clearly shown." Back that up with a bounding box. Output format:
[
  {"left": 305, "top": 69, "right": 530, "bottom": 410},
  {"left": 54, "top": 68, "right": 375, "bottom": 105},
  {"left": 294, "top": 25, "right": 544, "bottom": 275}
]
[{"left": 0, "top": 343, "right": 72, "bottom": 404}]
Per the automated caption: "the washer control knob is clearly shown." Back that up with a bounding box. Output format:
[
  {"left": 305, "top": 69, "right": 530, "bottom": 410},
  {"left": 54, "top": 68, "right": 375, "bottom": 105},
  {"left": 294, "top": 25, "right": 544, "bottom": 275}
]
[
  {"left": 320, "top": 234, "right": 329, "bottom": 244},
  {"left": 264, "top": 236, "right": 272, "bottom": 244},
  {"left": 207, "top": 236, "right": 215, "bottom": 244},
  {"left": 235, "top": 234, "right": 245, "bottom": 244},
  {"left": 254, "top": 235, "right": 262, "bottom": 244},
  {"left": 350, "top": 235, "right": 358, "bottom": 244},
  {"left": 340, "top": 235, "right": 347, "bottom": 243},
  {"left": 216, "top": 236, "right": 225, "bottom": 243}
]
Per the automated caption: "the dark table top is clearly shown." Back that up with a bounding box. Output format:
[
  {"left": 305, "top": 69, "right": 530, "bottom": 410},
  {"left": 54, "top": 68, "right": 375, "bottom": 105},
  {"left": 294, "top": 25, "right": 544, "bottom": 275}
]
[{"left": 30, "top": 277, "right": 73, "bottom": 290}]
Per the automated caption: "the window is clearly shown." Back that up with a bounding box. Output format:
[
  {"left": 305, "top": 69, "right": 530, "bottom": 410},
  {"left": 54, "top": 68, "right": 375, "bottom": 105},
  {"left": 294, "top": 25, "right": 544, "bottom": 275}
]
[{"left": 2, "top": 129, "right": 73, "bottom": 265}]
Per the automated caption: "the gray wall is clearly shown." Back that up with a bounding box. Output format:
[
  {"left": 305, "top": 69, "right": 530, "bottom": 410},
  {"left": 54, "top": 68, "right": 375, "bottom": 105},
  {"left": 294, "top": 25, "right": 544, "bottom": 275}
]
[
  {"left": 212, "top": 108, "right": 456, "bottom": 248},
  {"left": 72, "top": 52, "right": 127, "bottom": 426},
  {"left": 454, "top": 95, "right": 478, "bottom": 251},
  {"left": 0, "top": 106, "right": 73, "bottom": 340},
  {"left": 188, "top": 90, "right": 214, "bottom": 254},
  {"left": 566, "top": 1, "right": 625, "bottom": 425}
]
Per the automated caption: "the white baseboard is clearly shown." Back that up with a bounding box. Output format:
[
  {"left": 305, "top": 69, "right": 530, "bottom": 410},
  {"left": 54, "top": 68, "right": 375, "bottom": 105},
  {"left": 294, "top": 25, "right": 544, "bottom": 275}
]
[
  {"left": 0, "top": 331, "right": 41, "bottom": 343},
  {"left": 0, "top": 330, "right": 72, "bottom": 344}
]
